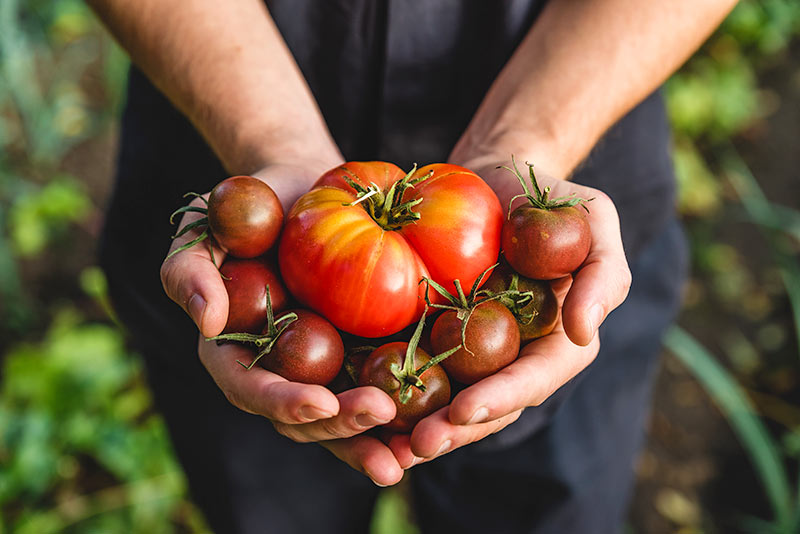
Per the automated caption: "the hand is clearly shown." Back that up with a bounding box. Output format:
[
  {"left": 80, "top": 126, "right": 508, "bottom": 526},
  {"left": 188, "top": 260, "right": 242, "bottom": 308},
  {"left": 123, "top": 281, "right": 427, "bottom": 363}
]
[
  {"left": 161, "top": 162, "right": 406, "bottom": 487},
  {"left": 198, "top": 335, "right": 404, "bottom": 486},
  {"left": 386, "top": 160, "right": 631, "bottom": 466}
]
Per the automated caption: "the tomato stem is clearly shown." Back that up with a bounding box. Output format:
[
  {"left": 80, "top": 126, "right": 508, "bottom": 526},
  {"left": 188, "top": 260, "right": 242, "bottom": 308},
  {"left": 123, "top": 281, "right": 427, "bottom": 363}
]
[
  {"left": 205, "top": 285, "right": 298, "bottom": 370},
  {"left": 166, "top": 193, "right": 217, "bottom": 262},
  {"left": 421, "top": 264, "right": 538, "bottom": 357},
  {"left": 484, "top": 273, "right": 540, "bottom": 326},
  {"left": 499, "top": 155, "right": 593, "bottom": 218},
  {"left": 342, "top": 165, "right": 433, "bottom": 231}
]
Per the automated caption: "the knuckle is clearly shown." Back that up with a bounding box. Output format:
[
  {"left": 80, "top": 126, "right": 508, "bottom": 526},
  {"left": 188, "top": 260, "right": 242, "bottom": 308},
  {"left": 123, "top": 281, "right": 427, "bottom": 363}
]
[
  {"left": 319, "top": 417, "right": 354, "bottom": 439},
  {"left": 530, "top": 373, "right": 559, "bottom": 407},
  {"left": 223, "top": 388, "right": 249, "bottom": 413},
  {"left": 590, "top": 189, "right": 613, "bottom": 207},
  {"left": 616, "top": 265, "right": 633, "bottom": 303},
  {"left": 159, "top": 257, "right": 183, "bottom": 303},
  {"left": 272, "top": 421, "right": 311, "bottom": 443}
]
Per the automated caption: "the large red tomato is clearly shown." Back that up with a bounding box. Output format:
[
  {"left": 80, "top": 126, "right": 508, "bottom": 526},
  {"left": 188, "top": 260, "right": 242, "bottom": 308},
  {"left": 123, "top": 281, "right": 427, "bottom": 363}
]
[{"left": 279, "top": 162, "right": 503, "bottom": 337}]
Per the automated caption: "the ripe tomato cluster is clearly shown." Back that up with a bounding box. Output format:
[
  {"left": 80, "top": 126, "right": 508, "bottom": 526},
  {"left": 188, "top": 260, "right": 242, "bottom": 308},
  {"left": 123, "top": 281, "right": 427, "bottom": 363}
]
[{"left": 170, "top": 159, "right": 591, "bottom": 432}]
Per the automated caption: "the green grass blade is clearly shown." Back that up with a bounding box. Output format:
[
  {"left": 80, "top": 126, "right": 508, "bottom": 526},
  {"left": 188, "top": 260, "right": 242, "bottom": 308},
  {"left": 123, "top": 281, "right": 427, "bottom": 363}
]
[
  {"left": 664, "top": 326, "right": 792, "bottom": 525},
  {"left": 723, "top": 149, "right": 800, "bottom": 364}
]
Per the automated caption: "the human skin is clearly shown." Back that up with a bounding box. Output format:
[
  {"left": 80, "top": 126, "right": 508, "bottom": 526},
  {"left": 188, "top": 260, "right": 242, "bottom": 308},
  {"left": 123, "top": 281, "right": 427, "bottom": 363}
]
[{"left": 88, "top": 0, "right": 737, "bottom": 486}]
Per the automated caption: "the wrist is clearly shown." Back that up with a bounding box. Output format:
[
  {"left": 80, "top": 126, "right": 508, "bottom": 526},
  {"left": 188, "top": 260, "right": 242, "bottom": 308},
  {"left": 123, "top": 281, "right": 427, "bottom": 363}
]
[
  {"left": 450, "top": 124, "right": 572, "bottom": 182},
  {"left": 219, "top": 119, "right": 343, "bottom": 179}
]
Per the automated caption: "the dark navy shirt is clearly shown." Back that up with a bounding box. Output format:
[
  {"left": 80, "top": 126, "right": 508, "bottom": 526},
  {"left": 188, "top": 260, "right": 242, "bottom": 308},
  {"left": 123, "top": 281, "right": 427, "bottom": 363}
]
[{"left": 101, "top": 0, "right": 676, "bottom": 342}]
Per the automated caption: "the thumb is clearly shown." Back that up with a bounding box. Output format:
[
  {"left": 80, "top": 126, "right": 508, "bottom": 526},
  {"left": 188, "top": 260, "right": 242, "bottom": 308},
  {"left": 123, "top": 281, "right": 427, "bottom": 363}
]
[
  {"left": 160, "top": 201, "right": 229, "bottom": 337},
  {"left": 561, "top": 191, "right": 631, "bottom": 346}
]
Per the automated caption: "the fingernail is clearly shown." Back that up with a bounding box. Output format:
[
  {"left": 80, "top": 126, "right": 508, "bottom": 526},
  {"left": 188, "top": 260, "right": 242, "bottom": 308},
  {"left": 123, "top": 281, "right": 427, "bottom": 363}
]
[
  {"left": 187, "top": 294, "right": 206, "bottom": 328},
  {"left": 355, "top": 413, "right": 390, "bottom": 428},
  {"left": 587, "top": 304, "right": 604, "bottom": 333},
  {"left": 434, "top": 439, "right": 452, "bottom": 458},
  {"left": 299, "top": 405, "right": 335, "bottom": 421},
  {"left": 466, "top": 406, "right": 489, "bottom": 425},
  {"left": 407, "top": 456, "right": 423, "bottom": 468}
]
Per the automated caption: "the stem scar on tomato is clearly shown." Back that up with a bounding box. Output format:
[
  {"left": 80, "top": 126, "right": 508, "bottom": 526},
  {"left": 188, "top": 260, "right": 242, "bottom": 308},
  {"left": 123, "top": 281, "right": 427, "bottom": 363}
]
[{"left": 340, "top": 165, "right": 433, "bottom": 231}]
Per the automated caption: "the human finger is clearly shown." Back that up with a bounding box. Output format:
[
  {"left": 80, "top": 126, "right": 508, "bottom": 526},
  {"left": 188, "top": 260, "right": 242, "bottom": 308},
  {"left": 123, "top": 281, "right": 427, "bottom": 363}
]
[
  {"left": 272, "top": 387, "right": 396, "bottom": 443},
  {"left": 391, "top": 406, "right": 522, "bottom": 463},
  {"left": 560, "top": 189, "right": 631, "bottom": 346},
  {"left": 446, "top": 328, "right": 600, "bottom": 426},
  {"left": 161, "top": 196, "right": 229, "bottom": 338},
  {"left": 198, "top": 336, "right": 340, "bottom": 424},
  {"left": 320, "top": 435, "right": 405, "bottom": 487}
]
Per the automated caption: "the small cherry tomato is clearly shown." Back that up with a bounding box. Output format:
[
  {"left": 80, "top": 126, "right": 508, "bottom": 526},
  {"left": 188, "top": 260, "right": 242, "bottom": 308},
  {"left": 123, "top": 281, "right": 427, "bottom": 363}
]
[
  {"left": 168, "top": 175, "right": 284, "bottom": 261},
  {"left": 431, "top": 300, "right": 520, "bottom": 385},
  {"left": 208, "top": 176, "right": 284, "bottom": 258},
  {"left": 359, "top": 342, "right": 450, "bottom": 433},
  {"left": 484, "top": 261, "right": 559, "bottom": 342},
  {"left": 500, "top": 159, "right": 591, "bottom": 279},
  {"left": 259, "top": 310, "right": 344, "bottom": 386},
  {"left": 220, "top": 257, "right": 288, "bottom": 334}
]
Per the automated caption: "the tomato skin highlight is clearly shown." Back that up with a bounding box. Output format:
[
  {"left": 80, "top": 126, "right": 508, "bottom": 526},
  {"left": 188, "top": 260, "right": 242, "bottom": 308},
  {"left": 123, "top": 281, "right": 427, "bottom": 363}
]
[
  {"left": 208, "top": 176, "right": 284, "bottom": 258},
  {"left": 431, "top": 300, "right": 520, "bottom": 385},
  {"left": 259, "top": 310, "right": 344, "bottom": 386},
  {"left": 501, "top": 205, "right": 590, "bottom": 280},
  {"left": 279, "top": 161, "right": 503, "bottom": 337},
  {"left": 358, "top": 342, "right": 450, "bottom": 433},
  {"left": 220, "top": 257, "right": 288, "bottom": 334}
]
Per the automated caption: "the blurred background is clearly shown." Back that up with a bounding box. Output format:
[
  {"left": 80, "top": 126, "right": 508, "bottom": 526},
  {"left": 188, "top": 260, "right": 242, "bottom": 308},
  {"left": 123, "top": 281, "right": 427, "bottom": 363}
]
[{"left": 0, "top": 1, "right": 799, "bottom": 532}]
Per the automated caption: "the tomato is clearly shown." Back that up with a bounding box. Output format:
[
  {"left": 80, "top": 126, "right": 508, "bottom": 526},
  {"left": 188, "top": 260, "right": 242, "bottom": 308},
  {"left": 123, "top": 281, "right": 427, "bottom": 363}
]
[
  {"left": 484, "top": 262, "right": 559, "bottom": 342},
  {"left": 431, "top": 300, "right": 520, "bottom": 384},
  {"left": 208, "top": 176, "right": 283, "bottom": 258},
  {"left": 209, "top": 301, "right": 343, "bottom": 385},
  {"left": 358, "top": 342, "right": 450, "bottom": 433},
  {"left": 502, "top": 207, "right": 590, "bottom": 279},
  {"left": 220, "top": 257, "right": 288, "bottom": 334},
  {"left": 278, "top": 161, "right": 503, "bottom": 338},
  {"left": 500, "top": 159, "right": 591, "bottom": 279},
  {"left": 258, "top": 310, "right": 344, "bottom": 386},
  {"left": 328, "top": 345, "right": 372, "bottom": 394}
]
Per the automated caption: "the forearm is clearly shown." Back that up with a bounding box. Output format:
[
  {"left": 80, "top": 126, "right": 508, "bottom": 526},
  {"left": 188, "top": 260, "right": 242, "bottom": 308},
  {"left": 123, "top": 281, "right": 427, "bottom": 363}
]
[
  {"left": 452, "top": 0, "right": 737, "bottom": 180},
  {"left": 88, "top": 0, "right": 341, "bottom": 176}
]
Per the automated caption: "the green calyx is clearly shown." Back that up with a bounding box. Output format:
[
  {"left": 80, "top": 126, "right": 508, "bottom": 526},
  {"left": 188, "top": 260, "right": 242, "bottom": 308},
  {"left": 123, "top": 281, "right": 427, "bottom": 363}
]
[
  {"left": 421, "top": 264, "right": 535, "bottom": 356},
  {"left": 206, "top": 285, "right": 297, "bottom": 370},
  {"left": 389, "top": 306, "right": 461, "bottom": 404},
  {"left": 483, "top": 273, "right": 539, "bottom": 326},
  {"left": 166, "top": 192, "right": 221, "bottom": 267},
  {"left": 499, "top": 155, "right": 593, "bottom": 219},
  {"left": 342, "top": 165, "right": 433, "bottom": 231}
]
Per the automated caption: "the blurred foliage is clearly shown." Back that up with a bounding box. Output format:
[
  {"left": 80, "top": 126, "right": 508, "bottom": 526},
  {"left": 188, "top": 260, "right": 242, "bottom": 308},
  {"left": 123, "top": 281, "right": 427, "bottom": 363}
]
[
  {"left": 0, "top": 305, "right": 207, "bottom": 533},
  {"left": 659, "top": 0, "right": 800, "bottom": 532},
  {"left": 0, "top": 1, "right": 208, "bottom": 532}
]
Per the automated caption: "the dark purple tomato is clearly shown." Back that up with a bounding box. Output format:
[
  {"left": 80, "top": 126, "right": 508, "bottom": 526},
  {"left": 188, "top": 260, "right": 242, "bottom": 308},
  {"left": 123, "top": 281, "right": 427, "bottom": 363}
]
[
  {"left": 220, "top": 257, "right": 288, "bottom": 334},
  {"left": 431, "top": 300, "right": 520, "bottom": 385},
  {"left": 484, "top": 263, "right": 559, "bottom": 342},
  {"left": 328, "top": 346, "right": 373, "bottom": 394},
  {"left": 501, "top": 205, "right": 590, "bottom": 280},
  {"left": 358, "top": 342, "right": 450, "bottom": 433},
  {"left": 208, "top": 175, "right": 283, "bottom": 258},
  {"left": 259, "top": 310, "right": 344, "bottom": 386}
]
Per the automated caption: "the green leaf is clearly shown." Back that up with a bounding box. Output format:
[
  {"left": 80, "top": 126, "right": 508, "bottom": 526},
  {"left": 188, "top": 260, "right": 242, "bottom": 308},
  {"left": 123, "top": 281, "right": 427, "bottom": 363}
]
[{"left": 664, "top": 326, "right": 792, "bottom": 526}]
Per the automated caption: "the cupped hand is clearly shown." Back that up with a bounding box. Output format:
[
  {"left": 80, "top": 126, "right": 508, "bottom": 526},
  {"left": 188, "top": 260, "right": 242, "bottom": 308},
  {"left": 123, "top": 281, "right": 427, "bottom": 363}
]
[
  {"left": 160, "top": 163, "right": 329, "bottom": 339},
  {"left": 160, "top": 161, "right": 406, "bottom": 486},
  {"left": 387, "top": 158, "right": 631, "bottom": 465},
  {"left": 199, "top": 336, "right": 404, "bottom": 486}
]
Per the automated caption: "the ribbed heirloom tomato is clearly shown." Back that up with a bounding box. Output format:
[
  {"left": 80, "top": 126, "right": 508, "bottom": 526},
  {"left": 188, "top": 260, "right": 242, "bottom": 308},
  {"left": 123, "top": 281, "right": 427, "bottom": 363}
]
[{"left": 279, "top": 161, "right": 503, "bottom": 337}]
